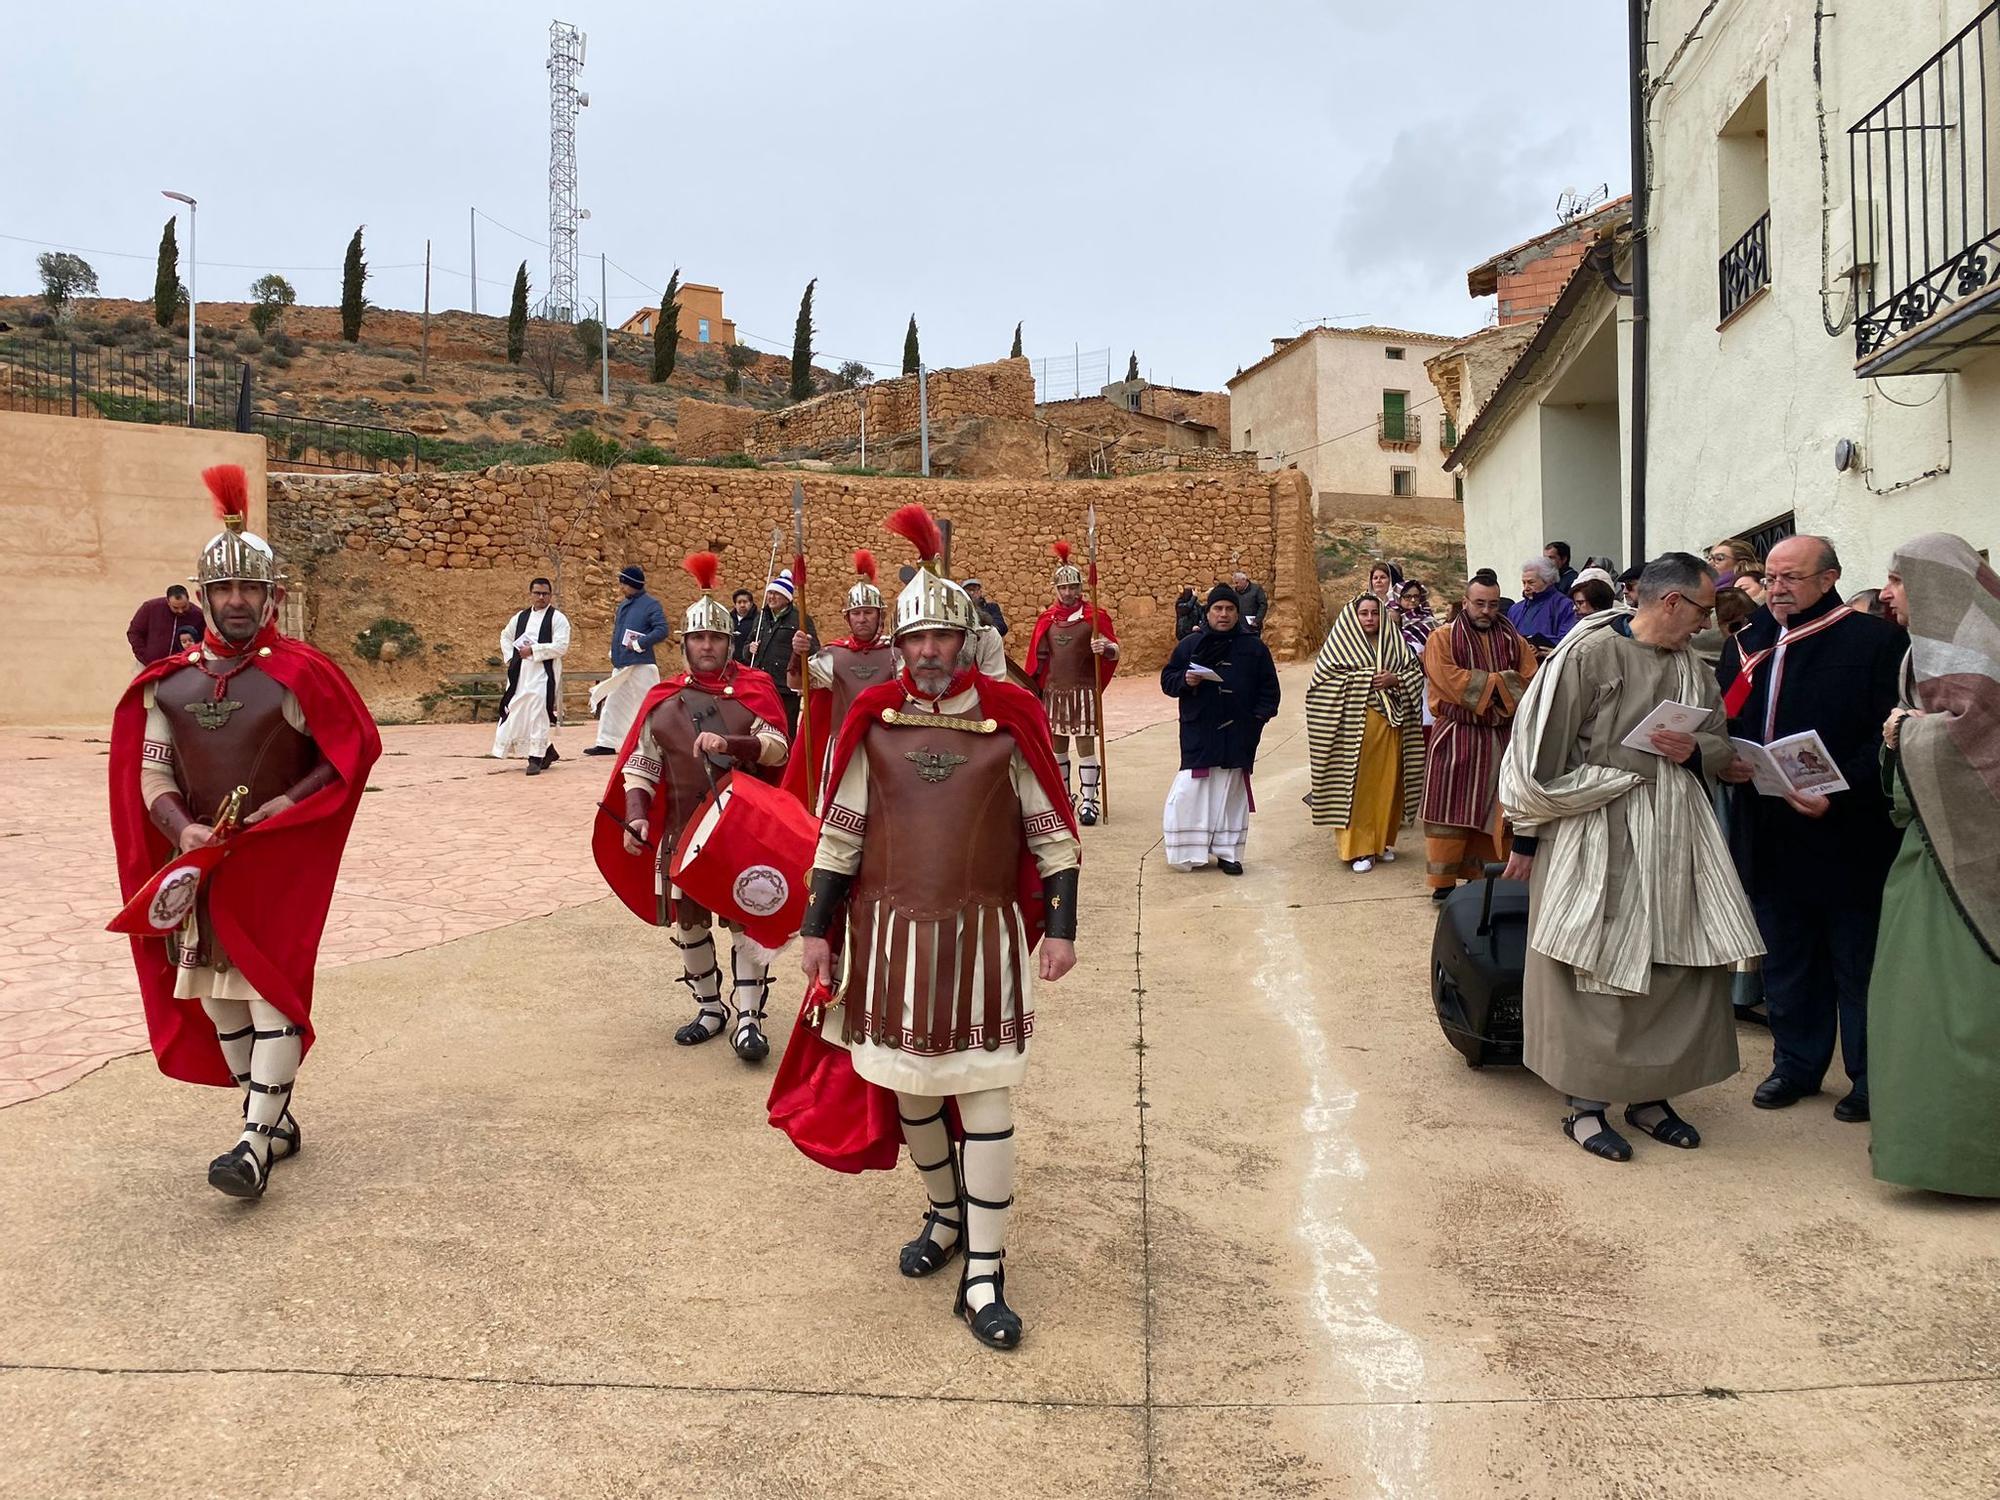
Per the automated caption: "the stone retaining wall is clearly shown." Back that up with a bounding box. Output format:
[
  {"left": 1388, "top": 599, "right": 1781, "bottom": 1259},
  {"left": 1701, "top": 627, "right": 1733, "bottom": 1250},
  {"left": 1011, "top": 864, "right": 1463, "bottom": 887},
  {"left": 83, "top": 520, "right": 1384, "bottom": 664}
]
[{"left": 269, "top": 463, "right": 1322, "bottom": 717}]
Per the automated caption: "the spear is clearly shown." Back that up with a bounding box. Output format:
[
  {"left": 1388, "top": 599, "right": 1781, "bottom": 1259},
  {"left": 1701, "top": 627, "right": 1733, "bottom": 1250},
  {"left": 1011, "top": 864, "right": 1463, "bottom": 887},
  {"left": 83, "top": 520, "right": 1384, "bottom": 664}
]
[
  {"left": 1086, "top": 500, "right": 1110, "bottom": 824},
  {"left": 790, "top": 480, "right": 816, "bottom": 811}
]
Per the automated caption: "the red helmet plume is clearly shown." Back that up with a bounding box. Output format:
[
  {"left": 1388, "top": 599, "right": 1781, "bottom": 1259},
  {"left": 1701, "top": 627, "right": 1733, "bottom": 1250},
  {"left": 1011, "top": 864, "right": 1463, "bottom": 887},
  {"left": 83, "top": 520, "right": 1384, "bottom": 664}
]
[
  {"left": 683, "top": 551, "right": 721, "bottom": 592},
  {"left": 852, "top": 548, "right": 878, "bottom": 584},
  {"left": 883, "top": 504, "right": 943, "bottom": 563},
  {"left": 202, "top": 464, "right": 248, "bottom": 521},
  {"left": 1051, "top": 540, "right": 1073, "bottom": 565}
]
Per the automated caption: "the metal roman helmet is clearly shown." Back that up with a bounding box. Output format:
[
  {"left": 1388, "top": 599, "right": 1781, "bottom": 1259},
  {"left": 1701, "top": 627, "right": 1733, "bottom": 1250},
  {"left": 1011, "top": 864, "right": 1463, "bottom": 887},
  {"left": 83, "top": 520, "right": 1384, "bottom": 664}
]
[
  {"left": 1051, "top": 540, "right": 1084, "bottom": 589},
  {"left": 681, "top": 551, "right": 734, "bottom": 636},
  {"left": 845, "top": 548, "right": 883, "bottom": 613},
  {"left": 194, "top": 464, "right": 281, "bottom": 591},
  {"left": 883, "top": 504, "right": 976, "bottom": 639}
]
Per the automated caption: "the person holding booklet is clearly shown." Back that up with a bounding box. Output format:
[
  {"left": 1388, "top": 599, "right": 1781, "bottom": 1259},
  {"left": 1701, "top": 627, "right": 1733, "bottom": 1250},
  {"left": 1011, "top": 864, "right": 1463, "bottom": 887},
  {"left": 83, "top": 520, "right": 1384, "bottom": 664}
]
[{"left": 1716, "top": 535, "right": 1906, "bottom": 1125}]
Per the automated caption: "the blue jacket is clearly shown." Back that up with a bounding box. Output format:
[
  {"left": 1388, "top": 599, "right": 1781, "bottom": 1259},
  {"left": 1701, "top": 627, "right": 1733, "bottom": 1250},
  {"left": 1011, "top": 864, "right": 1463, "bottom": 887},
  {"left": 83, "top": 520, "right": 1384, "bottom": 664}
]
[
  {"left": 1508, "top": 588, "right": 1576, "bottom": 648},
  {"left": 610, "top": 591, "right": 670, "bottom": 667}
]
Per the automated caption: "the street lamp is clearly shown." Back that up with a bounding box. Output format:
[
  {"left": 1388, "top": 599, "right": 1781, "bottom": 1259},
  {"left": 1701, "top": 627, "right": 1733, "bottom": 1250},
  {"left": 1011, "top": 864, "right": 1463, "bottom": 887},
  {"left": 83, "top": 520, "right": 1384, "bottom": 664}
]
[{"left": 162, "top": 190, "right": 196, "bottom": 424}]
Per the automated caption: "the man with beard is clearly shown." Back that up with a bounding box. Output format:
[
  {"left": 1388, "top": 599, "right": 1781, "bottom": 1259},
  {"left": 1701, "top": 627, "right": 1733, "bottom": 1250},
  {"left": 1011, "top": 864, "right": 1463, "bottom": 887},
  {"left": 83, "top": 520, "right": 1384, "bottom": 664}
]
[
  {"left": 491, "top": 576, "right": 570, "bottom": 776},
  {"left": 1158, "top": 583, "right": 1280, "bottom": 874},
  {"left": 108, "top": 464, "right": 379, "bottom": 1200},
  {"left": 783, "top": 549, "right": 895, "bottom": 806},
  {"left": 594, "top": 554, "right": 791, "bottom": 1062},
  {"left": 1422, "top": 574, "right": 1540, "bottom": 901},
  {"left": 800, "top": 503, "right": 1081, "bottom": 1351},
  {"left": 1025, "top": 541, "right": 1119, "bottom": 824}
]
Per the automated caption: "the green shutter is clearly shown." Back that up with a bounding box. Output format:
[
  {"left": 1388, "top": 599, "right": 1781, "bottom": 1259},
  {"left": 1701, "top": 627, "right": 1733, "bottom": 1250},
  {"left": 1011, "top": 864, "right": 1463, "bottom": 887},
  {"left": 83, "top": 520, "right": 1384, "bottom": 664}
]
[{"left": 1382, "top": 390, "right": 1407, "bottom": 442}]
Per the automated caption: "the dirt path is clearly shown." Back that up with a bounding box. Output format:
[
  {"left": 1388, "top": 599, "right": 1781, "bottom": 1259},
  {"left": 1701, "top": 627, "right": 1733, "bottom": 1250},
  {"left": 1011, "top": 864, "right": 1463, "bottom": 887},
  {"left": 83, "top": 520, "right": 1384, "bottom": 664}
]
[{"left": 0, "top": 666, "right": 1993, "bottom": 1497}]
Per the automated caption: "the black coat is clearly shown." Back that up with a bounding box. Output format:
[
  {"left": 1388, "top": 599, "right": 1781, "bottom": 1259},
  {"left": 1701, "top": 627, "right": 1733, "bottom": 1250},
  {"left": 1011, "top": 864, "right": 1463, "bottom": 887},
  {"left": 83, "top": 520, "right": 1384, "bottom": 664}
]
[
  {"left": 1716, "top": 590, "right": 1907, "bottom": 900},
  {"left": 1174, "top": 591, "right": 1205, "bottom": 639},
  {"left": 1159, "top": 626, "right": 1281, "bottom": 771},
  {"left": 1235, "top": 580, "right": 1270, "bottom": 633}
]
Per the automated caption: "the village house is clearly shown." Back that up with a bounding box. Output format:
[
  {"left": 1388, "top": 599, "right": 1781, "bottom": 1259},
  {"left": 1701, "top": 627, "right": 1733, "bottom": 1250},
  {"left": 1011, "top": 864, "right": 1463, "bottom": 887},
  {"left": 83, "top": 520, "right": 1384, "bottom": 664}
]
[
  {"left": 619, "top": 281, "right": 735, "bottom": 346},
  {"left": 1436, "top": 0, "right": 2000, "bottom": 581},
  {"left": 1228, "top": 325, "right": 1462, "bottom": 520}
]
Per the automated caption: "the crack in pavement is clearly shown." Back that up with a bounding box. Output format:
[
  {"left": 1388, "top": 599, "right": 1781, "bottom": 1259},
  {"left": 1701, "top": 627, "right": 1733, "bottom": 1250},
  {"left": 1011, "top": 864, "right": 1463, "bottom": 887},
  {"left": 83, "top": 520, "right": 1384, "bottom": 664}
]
[{"left": 5, "top": 1360, "right": 1991, "bottom": 1412}]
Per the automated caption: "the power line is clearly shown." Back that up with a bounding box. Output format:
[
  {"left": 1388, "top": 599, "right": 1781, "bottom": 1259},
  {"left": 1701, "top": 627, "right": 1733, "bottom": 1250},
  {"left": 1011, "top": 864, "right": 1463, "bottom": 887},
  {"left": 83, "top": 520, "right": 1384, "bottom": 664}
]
[
  {"left": 473, "top": 209, "right": 548, "bottom": 250},
  {"left": 1275, "top": 392, "right": 1443, "bottom": 462}
]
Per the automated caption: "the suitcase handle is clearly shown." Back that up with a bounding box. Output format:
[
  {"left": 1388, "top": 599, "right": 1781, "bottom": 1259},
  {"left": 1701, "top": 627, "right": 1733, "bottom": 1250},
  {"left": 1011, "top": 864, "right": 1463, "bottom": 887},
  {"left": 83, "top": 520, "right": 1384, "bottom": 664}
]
[{"left": 1476, "top": 861, "right": 1508, "bottom": 938}]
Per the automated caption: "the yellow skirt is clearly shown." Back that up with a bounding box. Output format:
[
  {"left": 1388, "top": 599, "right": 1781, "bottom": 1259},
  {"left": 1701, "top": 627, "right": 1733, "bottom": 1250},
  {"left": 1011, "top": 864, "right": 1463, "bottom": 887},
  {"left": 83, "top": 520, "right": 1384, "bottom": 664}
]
[{"left": 1336, "top": 710, "right": 1404, "bottom": 862}]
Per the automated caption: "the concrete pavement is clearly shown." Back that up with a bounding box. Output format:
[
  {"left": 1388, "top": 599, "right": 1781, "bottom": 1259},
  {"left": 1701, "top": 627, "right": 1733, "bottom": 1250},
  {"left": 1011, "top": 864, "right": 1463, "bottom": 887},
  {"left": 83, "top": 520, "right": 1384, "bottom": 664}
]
[{"left": 1, "top": 665, "right": 1995, "bottom": 1497}]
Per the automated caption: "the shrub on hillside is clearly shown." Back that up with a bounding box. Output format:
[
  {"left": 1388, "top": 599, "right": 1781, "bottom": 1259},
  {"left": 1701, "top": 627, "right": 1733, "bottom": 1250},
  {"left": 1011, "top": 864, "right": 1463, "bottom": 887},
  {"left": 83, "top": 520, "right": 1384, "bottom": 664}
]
[
  {"left": 564, "top": 428, "right": 622, "bottom": 466},
  {"left": 625, "top": 443, "right": 676, "bottom": 466}
]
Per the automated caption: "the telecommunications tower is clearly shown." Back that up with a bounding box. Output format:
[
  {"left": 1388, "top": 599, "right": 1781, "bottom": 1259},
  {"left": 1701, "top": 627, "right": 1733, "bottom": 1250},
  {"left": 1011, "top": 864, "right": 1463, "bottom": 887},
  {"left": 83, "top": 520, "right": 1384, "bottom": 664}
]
[{"left": 545, "top": 19, "right": 588, "bottom": 322}]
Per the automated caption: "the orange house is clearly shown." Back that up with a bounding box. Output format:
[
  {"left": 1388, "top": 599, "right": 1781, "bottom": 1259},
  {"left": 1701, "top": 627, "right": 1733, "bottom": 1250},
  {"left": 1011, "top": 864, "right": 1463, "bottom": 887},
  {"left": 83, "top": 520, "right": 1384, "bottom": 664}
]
[{"left": 620, "top": 282, "right": 736, "bottom": 346}]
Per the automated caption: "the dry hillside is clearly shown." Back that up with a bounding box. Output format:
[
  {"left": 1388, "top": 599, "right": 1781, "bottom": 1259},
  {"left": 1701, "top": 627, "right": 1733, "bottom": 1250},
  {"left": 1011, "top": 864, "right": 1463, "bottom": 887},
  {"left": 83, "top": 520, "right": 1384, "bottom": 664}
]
[{"left": 0, "top": 295, "right": 815, "bottom": 469}]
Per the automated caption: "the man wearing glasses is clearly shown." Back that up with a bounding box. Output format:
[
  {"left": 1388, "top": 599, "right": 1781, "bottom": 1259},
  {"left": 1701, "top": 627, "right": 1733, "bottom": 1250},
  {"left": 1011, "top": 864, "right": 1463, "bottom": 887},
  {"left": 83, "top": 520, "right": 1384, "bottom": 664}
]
[
  {"left": 1497, "top": 553, "right": 1766, "bottom": 1165},
  {"left": 1717, "top": 535, "right": 1906, "bottom": 1124},
  {"left": 491, "top": 577, "right": 571, "bottom": 775}
]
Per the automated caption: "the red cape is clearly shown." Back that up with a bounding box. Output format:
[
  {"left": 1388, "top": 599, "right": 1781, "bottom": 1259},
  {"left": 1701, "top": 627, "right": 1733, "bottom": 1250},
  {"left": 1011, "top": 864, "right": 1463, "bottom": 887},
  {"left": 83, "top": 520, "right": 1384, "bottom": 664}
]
[
  {"left": 819, "top": 670, "right": 1080, "bottom": 946},
  {"left": 108, "top": 626, "right": 381, "bottom": 1086},
  {"left": 592, "top": 662, "right": 789, "bottom": 924},
  {"left": 1025, "top": 601, "right": 1119, "bottom": 694},
  {"left": 778, "top": 637, "right": 896, "bottom": 810}
]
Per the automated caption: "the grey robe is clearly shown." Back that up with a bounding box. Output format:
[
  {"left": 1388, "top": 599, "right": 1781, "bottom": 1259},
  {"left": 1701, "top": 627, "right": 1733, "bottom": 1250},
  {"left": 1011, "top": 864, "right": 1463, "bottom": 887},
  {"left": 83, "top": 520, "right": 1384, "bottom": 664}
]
[{"left": 1519, "top": 625, "right": 1741, "bottom": 1102}]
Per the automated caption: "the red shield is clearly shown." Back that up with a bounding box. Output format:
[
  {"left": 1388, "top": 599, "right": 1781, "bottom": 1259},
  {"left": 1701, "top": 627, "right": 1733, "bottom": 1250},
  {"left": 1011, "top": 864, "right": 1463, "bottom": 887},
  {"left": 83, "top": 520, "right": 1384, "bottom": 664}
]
[
  {"left": 107, "top": 842, "right": 230, "bottom": 936},
  {"left": 669, "top": 772, "right": 818, "bottom": 949}
]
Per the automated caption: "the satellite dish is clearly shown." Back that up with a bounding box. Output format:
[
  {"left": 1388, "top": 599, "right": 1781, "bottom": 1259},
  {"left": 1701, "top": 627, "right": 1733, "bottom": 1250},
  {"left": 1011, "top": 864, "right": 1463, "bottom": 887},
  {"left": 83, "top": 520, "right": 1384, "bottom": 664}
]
[
  {"left": 1834, "top": 437, "right": 1860, "bottom": 473},
  {"left": 577, "top": 91, "right": 590, "bottom": 107}
]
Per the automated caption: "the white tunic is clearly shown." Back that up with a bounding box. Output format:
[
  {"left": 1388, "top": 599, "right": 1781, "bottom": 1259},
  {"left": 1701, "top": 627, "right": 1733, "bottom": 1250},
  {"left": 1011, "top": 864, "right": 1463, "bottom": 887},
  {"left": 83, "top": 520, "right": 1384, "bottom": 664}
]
[
  {"left": 491, "top": 607, "right": 570, "bottom": 760},
  {"left": 1162, "top": 767, "right": 1250, "bottom": 870},
  {"left": 591, "top": 663, "right": 660, "bottom": 749}
]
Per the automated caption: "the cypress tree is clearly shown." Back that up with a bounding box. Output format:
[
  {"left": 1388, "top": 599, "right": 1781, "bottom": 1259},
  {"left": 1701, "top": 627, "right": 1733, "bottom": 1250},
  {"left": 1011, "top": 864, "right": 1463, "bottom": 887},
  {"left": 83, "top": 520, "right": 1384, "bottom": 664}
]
[
  {"left": 650, "top": 268, "right": 681, "bottom": 384},
  {"left": 339, "top": 227, "right": 368, "bottom": 343},
  {"left": 902, "top": 315, "right": 920, "bottom": 376},
  {"left": 1126, "top": 350, "right": 1140, "bottom": 382},
  {"left": 507, "top": 262, "right": 528, "bottom": 364},
  {"left": 789, "top": 278, "right": 816, "bottom": 402},
  {"left": 1010, "top": 321, "right": 1023, "bottom": 359},
  {"left": 153, "top": 218, "right": 179, "bottom": 329}
]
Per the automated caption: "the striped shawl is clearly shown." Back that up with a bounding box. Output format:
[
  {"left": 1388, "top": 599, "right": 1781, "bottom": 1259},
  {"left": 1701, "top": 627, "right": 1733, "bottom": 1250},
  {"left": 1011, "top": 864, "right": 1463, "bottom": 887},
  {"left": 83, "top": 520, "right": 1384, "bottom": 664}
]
[
  {"left": 1890, "top": 532, "right": 2000, "bottom": 960},
  {"left": 1497, "top": 609, "right": 1763, "bottom": 996},
  {"left": 1305, "top": 602, "right": 1425, "bottom": 829}
]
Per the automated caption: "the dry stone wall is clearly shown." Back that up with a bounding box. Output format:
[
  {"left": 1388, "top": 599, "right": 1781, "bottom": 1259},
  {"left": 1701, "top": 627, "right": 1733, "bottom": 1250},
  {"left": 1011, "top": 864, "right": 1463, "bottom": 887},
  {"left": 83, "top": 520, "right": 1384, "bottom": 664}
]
[
  {"left": 680, "top": 358, "right": 1035, "bottom": 462},
  {"left": 269, "top": 462, "right": 1322, "bottom": 718}
]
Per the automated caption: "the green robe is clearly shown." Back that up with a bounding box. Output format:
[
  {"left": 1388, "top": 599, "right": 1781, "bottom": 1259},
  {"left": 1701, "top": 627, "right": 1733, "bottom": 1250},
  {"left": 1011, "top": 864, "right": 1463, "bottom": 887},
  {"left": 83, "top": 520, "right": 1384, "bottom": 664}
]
[{"left": 1867, "top": 761, "right": 2000, "bottom": 1197}]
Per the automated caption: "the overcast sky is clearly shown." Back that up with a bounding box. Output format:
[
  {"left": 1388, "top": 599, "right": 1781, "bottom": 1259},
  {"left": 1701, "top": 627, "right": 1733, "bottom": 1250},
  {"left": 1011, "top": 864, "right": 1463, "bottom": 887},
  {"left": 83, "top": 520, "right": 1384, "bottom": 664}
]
[{"left": 7, "top": 1, "right": 1628, "bottom": 393}]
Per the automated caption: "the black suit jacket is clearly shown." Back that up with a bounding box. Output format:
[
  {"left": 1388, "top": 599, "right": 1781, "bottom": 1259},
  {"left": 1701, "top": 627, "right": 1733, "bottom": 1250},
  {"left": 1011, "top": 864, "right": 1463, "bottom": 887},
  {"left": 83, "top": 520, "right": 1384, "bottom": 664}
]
[{"left": 1716, "top": 591, "right": 1906, "bottom": 901}]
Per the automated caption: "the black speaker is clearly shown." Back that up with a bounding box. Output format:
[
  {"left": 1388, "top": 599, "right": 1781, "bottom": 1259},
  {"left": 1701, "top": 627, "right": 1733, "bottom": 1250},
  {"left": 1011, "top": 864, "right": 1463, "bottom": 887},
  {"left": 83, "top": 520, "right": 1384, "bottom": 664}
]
[{"left": 1430, "top": 864, "right": 1529, "bottom": 1068}]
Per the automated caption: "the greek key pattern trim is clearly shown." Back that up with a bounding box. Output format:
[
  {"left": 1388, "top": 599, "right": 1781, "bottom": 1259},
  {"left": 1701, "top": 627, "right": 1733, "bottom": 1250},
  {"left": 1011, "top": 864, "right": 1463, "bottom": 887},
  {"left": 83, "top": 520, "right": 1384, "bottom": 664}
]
[
  {"left": 824, "top": 803, "right": 867, "bottom": 836},
  {"left": 142, "top": 741, "right": 176, "bottom": 766},
  {"left": 1022, "top": 808, "right": 1067, "bottom": 838}
]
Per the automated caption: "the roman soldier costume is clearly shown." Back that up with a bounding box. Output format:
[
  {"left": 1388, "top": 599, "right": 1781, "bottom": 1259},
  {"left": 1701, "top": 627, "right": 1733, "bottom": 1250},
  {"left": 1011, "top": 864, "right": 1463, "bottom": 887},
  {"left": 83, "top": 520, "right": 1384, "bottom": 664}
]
[
  {"left": 593, "top": 553, "right": 791, "bottom": 1062},
  {"left": 795, "top": 503, "right": 1082, "bottom": 1350},
  {"left": 781, "top": 549, "right": 895, "bottom": 807},
  {"left": 1025, "top": 541, "right": 1119, "bottom": 824},
  {"left": 107, "top": 464, "right": 380, "bottom": 1201}
]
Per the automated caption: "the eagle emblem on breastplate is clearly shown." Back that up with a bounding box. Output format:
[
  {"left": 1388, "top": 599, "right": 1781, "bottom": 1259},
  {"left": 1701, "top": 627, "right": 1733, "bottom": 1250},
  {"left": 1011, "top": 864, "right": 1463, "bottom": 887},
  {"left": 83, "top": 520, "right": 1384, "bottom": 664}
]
[
  {"left": 851, "top": 664, "right": 882, "bottom": 680},
  {"left": 905, "top": 747, "right": 970, "bottom": 783},
  {"left": 185, "top": 699, "right": 244, "bottom": 730}
]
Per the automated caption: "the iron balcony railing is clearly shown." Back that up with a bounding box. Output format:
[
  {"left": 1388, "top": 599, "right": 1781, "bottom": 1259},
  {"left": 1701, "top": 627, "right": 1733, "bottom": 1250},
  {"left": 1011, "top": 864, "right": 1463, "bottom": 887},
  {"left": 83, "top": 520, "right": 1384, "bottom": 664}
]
[
  {"left": 1848, "top": 1, "right": 2000, "bottom": 362},
  {"left": 1719, "top": 211, "right": 1772, "bottom": 322},
  {"left": 1377, "top": 410, "right": 1420, "bottom": 447},
  {"left": 1439, "top": 415, "right": 1458, "bottom": 452}
]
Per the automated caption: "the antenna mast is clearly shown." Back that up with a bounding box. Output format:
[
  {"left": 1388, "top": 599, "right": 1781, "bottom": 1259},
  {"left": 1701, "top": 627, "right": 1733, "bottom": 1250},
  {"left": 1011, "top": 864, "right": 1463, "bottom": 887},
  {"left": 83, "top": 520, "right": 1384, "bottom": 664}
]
[{"left": 545, "top": 19, "right": 588, "bottom": 323}]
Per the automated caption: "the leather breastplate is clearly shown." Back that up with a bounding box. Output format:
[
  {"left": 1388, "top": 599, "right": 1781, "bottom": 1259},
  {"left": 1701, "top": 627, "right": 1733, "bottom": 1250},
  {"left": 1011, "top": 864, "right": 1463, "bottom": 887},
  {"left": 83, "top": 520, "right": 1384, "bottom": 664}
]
[
  {"left": 1045, "top": 615, "right": 1095, "bottom": 691},
  {"left": 155, "top": 661, "right": 318, "bottom": 821},
  {"left": 855, "top": 721, "right": 1023, "bottom": 921},
  {"left": 826, "top": 643, "right": 893, "bottom": 725},
  {"left": 644, "top": 688, "right": 760, "bottom": 866}
]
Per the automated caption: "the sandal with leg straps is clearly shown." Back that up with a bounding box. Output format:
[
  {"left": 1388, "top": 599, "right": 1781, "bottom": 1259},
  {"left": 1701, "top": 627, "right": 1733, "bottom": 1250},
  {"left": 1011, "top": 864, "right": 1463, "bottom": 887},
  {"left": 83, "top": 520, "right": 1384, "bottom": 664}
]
[
  {"left": 242, "top": 1078, "right": 302, "bottom": 1164},
  {"left": 954, "top": 1251, "right": 1022, "bottom": 1350},
  {"left": 899, "top": 1200, "right": 964, "bottom": 1278}
]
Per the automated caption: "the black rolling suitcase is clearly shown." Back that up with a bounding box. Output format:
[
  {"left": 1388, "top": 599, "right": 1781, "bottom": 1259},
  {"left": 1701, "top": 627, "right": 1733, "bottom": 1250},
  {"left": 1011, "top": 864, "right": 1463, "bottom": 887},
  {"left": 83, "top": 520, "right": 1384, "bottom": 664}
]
[{"left": 1430, "top": 863, "right": 1529, "bottom": 1068}]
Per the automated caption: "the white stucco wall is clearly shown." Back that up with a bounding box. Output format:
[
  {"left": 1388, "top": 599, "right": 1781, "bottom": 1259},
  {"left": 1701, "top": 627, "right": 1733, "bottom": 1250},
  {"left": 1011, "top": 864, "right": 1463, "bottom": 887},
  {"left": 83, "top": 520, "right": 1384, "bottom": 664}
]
[
  {"left": 1461, "top": 398, "right": 1545, "bottom": 574},
  {"left": 1230, "top": 329, "right": 1458, "bottom": 508},
  {"left": 1644, "top": 0, "right": 2000, "bottom": 579}
]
